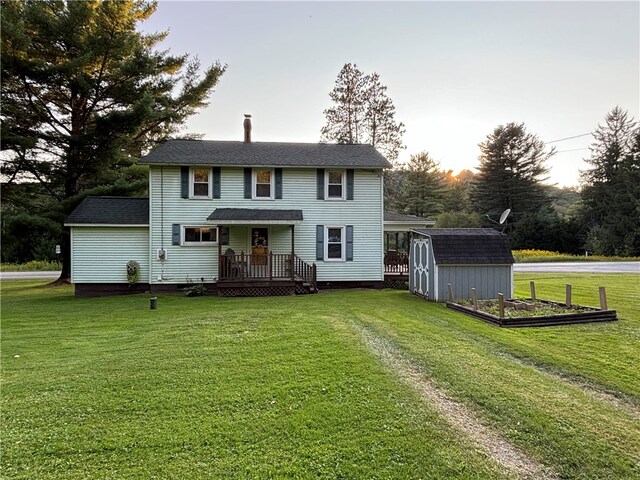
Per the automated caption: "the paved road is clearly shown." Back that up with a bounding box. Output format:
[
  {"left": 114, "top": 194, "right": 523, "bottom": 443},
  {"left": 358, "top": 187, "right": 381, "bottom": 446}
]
[
  {"left": 0, "top": 271, "right": 61, "bottom": 280},
  {"left": 513, "top": 262, "right": 640, "bottom": 274},
  {"left": 1, "top": 263, "right": 638, "bottom": 279}
]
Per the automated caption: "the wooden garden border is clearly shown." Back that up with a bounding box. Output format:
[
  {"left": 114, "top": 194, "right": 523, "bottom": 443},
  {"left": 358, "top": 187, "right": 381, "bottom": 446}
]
[{"left": 445, "top": 282, "right": 618, "bottom": 328}]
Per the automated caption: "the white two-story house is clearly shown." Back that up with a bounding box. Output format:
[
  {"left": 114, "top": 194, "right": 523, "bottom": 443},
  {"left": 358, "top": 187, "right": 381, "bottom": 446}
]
[{"left": 65, "top": 116, "right": 392, "bottom": 296}]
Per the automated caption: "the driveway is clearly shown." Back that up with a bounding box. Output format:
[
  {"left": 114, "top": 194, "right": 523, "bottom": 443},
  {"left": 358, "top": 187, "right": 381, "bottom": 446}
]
[{"left": 514, "top": 262, "right": 639, "bottom": 274}]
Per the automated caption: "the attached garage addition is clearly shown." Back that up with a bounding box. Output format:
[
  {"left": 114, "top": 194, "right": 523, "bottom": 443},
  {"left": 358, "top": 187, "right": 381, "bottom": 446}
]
[{"left": 65, "top": 197, "right": 150, "bottom": 296}]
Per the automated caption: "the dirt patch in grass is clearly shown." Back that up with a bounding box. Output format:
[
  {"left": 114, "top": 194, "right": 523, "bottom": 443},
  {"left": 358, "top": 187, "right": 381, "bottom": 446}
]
[{"left": 352, "top": 322, "right": 560, "bottom": 480}]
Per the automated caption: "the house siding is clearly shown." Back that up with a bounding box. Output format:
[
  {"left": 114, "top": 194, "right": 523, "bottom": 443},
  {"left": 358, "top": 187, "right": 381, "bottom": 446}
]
[
  {"left": 71, "top": 227, "right": 149, "bottom": 283},
  {"left": 149, "top": 166, "right": 384, "bottom": 284}
]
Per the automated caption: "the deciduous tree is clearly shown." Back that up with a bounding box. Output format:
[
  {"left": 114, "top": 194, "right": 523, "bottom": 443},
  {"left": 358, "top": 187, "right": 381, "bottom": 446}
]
[{"left": 321, "top": 63, "right": 405, "bottom": 161}]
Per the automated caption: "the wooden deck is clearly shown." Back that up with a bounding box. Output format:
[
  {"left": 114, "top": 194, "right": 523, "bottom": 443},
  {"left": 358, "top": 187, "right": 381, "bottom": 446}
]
[{"left": 217, "top": 252, "right": 317, "bottom": 296}]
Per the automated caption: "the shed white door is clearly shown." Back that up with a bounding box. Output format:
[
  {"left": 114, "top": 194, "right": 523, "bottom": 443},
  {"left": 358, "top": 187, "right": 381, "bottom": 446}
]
[{"left": 412, "top": 239, "right": 429, "bottom": 297}]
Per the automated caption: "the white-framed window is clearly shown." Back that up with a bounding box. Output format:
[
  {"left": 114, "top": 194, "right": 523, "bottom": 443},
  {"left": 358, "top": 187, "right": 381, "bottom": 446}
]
[
  {"left": 325, "top": 226, "right": 345, "bottom": 261},
  {"left": 182, "top": 226, "right": 217, "bottom": 245},
  {"left": 253, "top": 169, "right": 274, "bottom": 199},
  {"left": 325, "top": 170, "right": 345, "bottom": 200},
  {"left": 190, "top": 168, "right": 211, "bottom": 198}
]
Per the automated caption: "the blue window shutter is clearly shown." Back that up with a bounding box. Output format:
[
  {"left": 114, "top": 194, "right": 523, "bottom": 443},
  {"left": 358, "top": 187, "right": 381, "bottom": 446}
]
[
  {"left": 172, "top": 224, "right": 181, "bottom": 245},
  {"left": 244, "top": 168, "right": 252, "bottom": 199},
  {"left": 180, "top": 167, "right": 189, "bottom": 198},
  {"left": 317, "top": 169, "right": 325, "bottom": 200},
  {"left": 316, "top": 225, "right": 324, "bottom": 260},
  {"left": 346, "top": 225, "right": 354, "bottom": 261},
  {"left": 212, "top": 167, "right": 221, "bottom": 199},
  {"left": 219, "top": 226, "right": 229, "bottom": 245},
  {"left": 275, "top": 168, "right": 283, "bottom": 199},
  {"left": 346, "top": 169, "right": 354, "bottom": 200}
]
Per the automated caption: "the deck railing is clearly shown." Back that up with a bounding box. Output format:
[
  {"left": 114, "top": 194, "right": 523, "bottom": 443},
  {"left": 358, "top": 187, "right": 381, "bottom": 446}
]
[
  {"left": 293, "top": 254, "right": 317, "bottom": 291},
  {"left": 219, "top": 252, "right": 316, "bottom": 288},
  {"left": 384, "top": 250, "right": 409, "bottom": 274}
]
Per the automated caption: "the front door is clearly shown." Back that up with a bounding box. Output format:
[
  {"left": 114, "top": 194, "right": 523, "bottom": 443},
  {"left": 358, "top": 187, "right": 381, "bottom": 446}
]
[{"left": 250, "top": 227, "right": 269, "bottom": 272}]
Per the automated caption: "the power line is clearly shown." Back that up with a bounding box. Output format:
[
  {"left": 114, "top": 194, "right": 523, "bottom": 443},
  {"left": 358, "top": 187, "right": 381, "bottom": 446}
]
[
  {"left": 545, "top": 133, "right": 592, "bottom": 144},
  {"left": 555, "top": 147, "right": 589, "bottom": 153}
]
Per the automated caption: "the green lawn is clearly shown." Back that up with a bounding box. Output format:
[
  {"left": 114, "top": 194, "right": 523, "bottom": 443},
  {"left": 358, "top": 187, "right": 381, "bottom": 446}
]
[{"left": 1, "top": 274, "right": 638, "bottom": 479}]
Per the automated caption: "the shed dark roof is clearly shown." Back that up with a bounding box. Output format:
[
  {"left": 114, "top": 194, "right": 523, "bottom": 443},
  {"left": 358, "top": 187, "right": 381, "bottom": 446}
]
[
  {"left": 412, "top": 228, "right": 514, "bottom": 264},
  {"left": 207, "top": 208, "right": 303, "bottom": 224},
  {"left": 140, "top": 139, "right": 392, "bottom": 168},
  {"left": 65, "top": 197, "right": 149, "bottom": 225}
]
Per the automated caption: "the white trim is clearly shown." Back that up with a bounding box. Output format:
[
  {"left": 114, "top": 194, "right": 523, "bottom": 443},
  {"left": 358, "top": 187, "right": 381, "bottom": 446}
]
[
  {"left": 252, "top": 168, "right": 274, "bottom": 200},
  {"left": 434, "top": 264, "right": 439, "bottom": 302},
  {"left": 385, "top": 221, "right": 435, "bottom": 232},
  {"left": 190, "top": 167, "right": 212, "bottom": 199},
  {"left": 70, "top": 227, "right": 74, "bottom": 284},
  {"left": 324, "top": 225, "right": 345, "bottom": 262},
  {"left": 65, "top": 223, "right": 149, "bottom": 227},
  {"left": 181, "top": 225, "right": 218, "bottom": 246},
  {"left": 510, "top": 265, "right": 514, "bottom": 299},
  {"left": 325, "top": 169, "right": 345, "bottom": 200}
]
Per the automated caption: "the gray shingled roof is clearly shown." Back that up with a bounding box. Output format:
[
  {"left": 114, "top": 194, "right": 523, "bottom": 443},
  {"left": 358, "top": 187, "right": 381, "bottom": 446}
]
[
  {"left": 207, "top": 208, "right": 303, "bottom": 224},
  {"left": 140, "top": 139, "right": 392, "bottom": 168},
  {"left": 412, "top": 228, "right": 514, "bottom": 264},
  {"left": 384, "top": 211, "right": 435, "bottom": 223},
  {"left": 65, "top": 197, "right": 149, "bottom": 225}
]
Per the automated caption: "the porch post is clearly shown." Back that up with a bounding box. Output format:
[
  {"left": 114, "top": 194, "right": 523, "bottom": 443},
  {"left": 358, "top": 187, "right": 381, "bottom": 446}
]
[
  {"left": 218, "top": 234, "right": 222, "bottom": 279},
  {"left": 291, "top": 225, "right": 295, "bottom": 257},
  {"left": 290, "top": 225, "right": 295, "bottom": 280}
]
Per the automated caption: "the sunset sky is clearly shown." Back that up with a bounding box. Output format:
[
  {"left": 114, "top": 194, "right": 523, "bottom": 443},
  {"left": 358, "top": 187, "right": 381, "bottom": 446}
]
[{"left": 141, "top": 1, "right": 639, "bottom": 187}]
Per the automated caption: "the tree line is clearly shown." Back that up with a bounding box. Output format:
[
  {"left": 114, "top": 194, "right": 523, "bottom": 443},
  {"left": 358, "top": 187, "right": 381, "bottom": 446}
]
[
  {"left": 1, "top": 1, "right": 638, "bottom": 278},
  {"left": 322, "top": 64, "right": 640, "bottom": 256}
]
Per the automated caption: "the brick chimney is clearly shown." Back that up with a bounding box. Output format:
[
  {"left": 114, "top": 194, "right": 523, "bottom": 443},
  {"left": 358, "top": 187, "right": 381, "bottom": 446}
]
[{"left": 243, "top": 114, "right": 252, "bottom": 143}]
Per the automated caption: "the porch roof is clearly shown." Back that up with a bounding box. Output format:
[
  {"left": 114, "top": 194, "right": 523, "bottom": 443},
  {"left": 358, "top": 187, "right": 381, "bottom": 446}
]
[{"left": 207, "top": 208, "right": 303, "bottom": 225}]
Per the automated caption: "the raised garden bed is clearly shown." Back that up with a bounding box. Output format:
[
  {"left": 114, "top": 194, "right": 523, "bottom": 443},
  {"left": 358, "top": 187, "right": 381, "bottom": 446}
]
[{"left": 447, "top": 298, "right": 617, "bottom": 327}]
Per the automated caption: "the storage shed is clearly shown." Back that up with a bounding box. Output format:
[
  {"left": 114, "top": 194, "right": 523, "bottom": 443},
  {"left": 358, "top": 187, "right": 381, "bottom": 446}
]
[{"left": 409, "top": 228, "right": 514, "bottom": 302}]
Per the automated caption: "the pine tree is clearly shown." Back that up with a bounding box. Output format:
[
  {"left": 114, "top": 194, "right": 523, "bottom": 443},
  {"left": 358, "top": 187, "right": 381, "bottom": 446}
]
[
  {"left": 471, "top": 122, "right": 553, "bottom": 224},
  {"left": 321, "top": 63, "right": 405, "bottom": 161},
  {"left": 395, "top": 152, "right": 448, "bottom": 217},
  {"left": 580, "top": 107, "right": 640, "bottom": 255},
  {"left": 1, "top": 0, "right": 226, "bottom": 280}
]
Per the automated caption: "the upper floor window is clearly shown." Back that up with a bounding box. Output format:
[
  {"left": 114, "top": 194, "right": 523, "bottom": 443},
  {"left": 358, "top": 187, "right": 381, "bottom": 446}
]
[
  {"left": 253, "top": 169, "right": 273, "bottom": 199},
  {"left": 191, "top": 168, "right": 211, "bottom": 198},
  {"left": 326, "top": 170, "right": 345, "bottom": 200},
  {"left": 317, "top": 168, "right": 353, "bottom": 201}
]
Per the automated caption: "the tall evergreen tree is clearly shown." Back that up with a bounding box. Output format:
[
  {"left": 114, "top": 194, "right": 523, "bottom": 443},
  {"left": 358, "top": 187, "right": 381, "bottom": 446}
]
[
  {"left": 471, "top": 122, "right": 553, "bottom": 224},
  {"left": 1, "top": 0, "right": 226, "bottom": 281},
  {"left": 321, "top": 63, "right": 405, "bottom": 161},
  {"left": 580, "top": 107, "right": 640, "bottom": 255},
  {"left": 395, "top": 151, "right": 448, "bottom": 217}
]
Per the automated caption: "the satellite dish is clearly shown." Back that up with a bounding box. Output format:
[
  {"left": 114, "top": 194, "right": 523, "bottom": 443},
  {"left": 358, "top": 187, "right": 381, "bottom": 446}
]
[{"left": 499, "top": 208, "right": 511, "bottom": 225}]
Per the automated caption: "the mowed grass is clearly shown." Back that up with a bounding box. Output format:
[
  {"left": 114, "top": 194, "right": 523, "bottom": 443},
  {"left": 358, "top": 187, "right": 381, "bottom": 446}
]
[
  {"left": 341, "top": 274, "right": 639, "bottom": 479},
  {"left": 2, "top": 281, "right": 504, "bottom": 480},
  {"left": 2, "top": 273, "right": 639, "bottom": 479}
]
